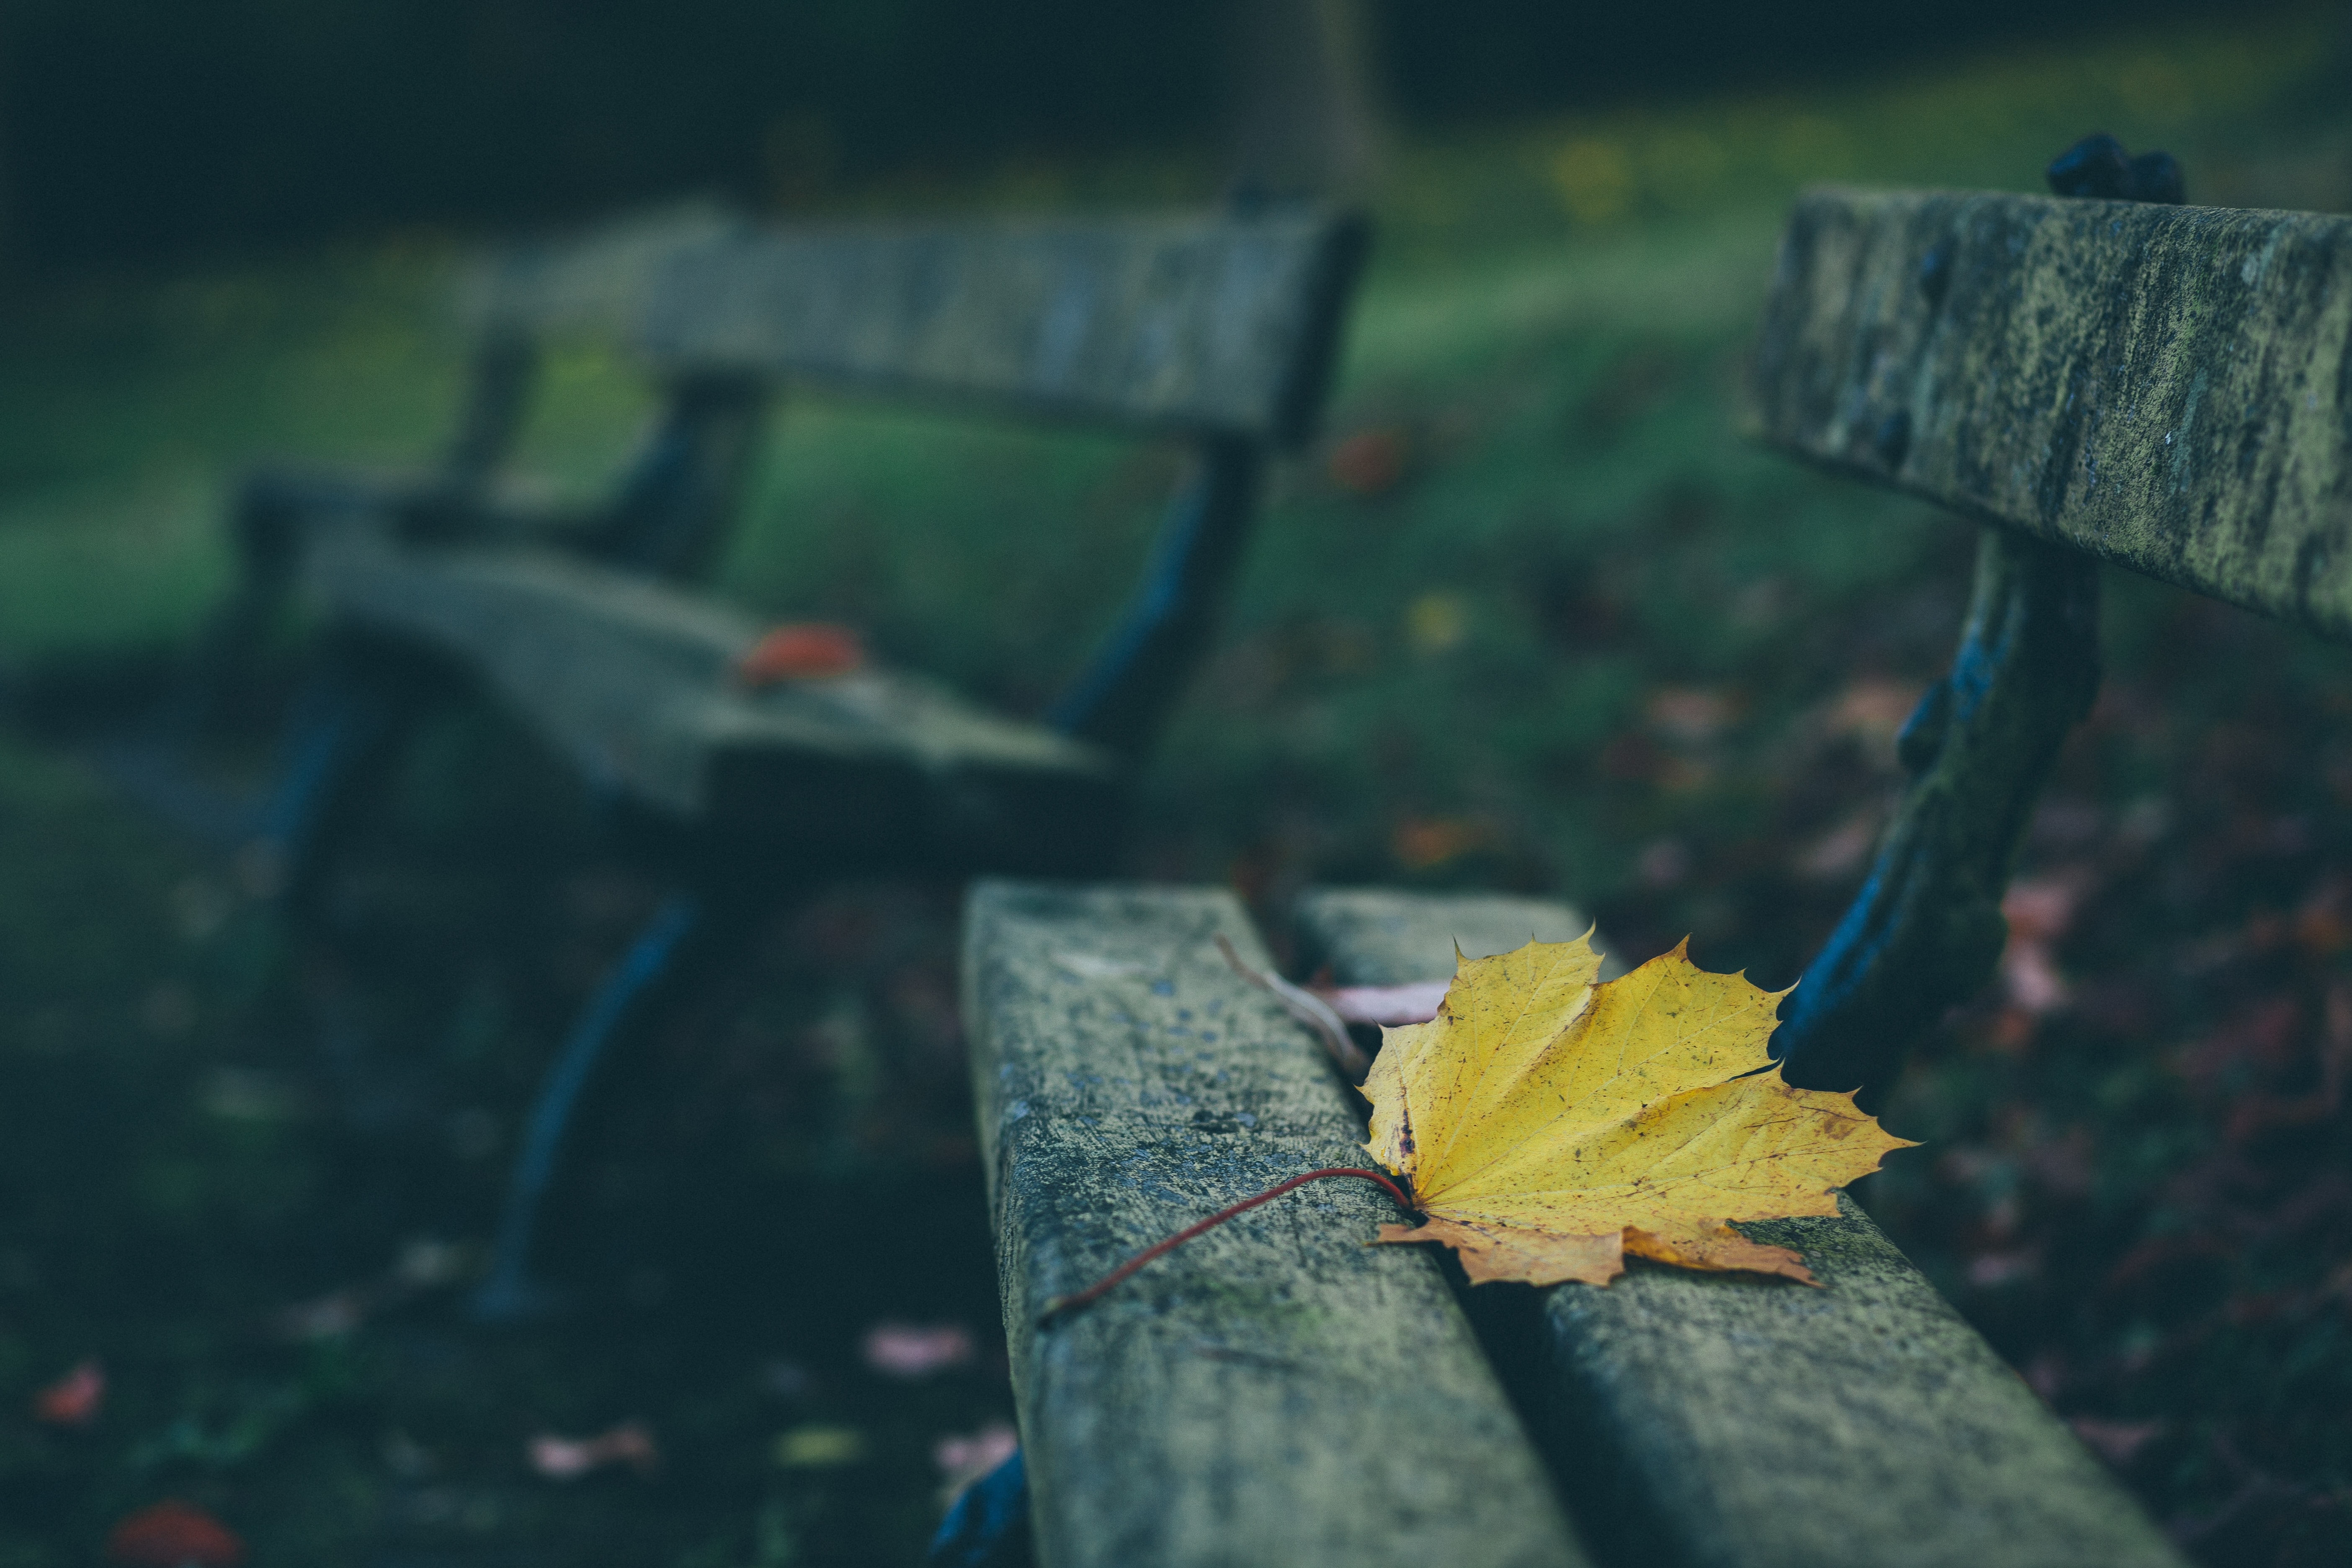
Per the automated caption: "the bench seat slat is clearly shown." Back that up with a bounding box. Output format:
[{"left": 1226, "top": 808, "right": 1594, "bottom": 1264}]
[
  {"left": 1750, "top": 187, "right": 2352, "bottom": 643},
  {"left": 965, "top": 882, "right": 1589, "bottom": 1568},
  {"left": 1294, "top": 887, "right": 2187, "bottom": 1568},
  {"left": 307, "top": 526, "right": 1118, "bottom": 866}
]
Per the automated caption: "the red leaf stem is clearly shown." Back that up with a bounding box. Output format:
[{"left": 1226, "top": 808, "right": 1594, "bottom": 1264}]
[{"left": 1037, "top": 1167, "right": 1416, "bottom": 1327}]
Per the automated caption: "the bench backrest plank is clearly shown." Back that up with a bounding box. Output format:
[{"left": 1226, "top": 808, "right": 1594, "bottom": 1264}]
[
  {"left": 1293, "top": 888, "right": 2187, "bottom": 1568},
  {"left": 640, "top": 209, "right": 1367, "bottom": 444},
  {"left": 965, "top": 882, "right": 1589, "bottom": 1568},
  {"left": 1750, "top": 188, "right": 2352, "bottom": 641},
  {"left": 467, "top": 205, "right": 1365, "bottom": 447}
]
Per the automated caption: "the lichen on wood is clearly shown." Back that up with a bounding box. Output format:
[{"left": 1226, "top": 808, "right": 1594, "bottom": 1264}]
[{"left": 1749, "top": 186, "right": 2352, "bottom": 642}]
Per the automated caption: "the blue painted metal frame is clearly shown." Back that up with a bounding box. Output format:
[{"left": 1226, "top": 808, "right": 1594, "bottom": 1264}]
[
  {"left": 1046, "top": 434, "right": 1267, "bottom": 762},
  {"left": 473, "top": 892, "right": 707, "bottom": 1321},
  {"left": 1769, "top": 135, "right": 2182, "bottom": 1099}
]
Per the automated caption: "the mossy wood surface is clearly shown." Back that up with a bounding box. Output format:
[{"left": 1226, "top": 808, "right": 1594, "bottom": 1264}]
[
  {"left": 1291, "top": 887, "right": 2186, "bottom": 1568},
  {"left": 642, "top": 207, "right": 1367, "bottom": 444},
  {"left": 964, "top": 882, "right": 1587, "bottom": 1568},
  {"left": 307, "top": 524, "right": 1117, "bottom": 865},
  {"left": 1751, "top": 186, "right": 2352, "bottom": 641}
]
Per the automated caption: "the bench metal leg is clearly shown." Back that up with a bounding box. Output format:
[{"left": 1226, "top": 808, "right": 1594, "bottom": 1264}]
[
  {"left": 1291, "top": 886, "right": 2184, "bottom": 1568},
  {"left": 926, "top": 1449, "right": 1033, "bottom": 1568},
  {"left": 1045, "top": 435, "right": 1264, "bottom": 762},
  {"left": 1770, "top": 527, "right": 2100, "bottom": 1099},
  {"left": 472, "top": 892, "right": 707, "bottom": 1322},
  {"left": 259, "top": 649, "right": 433, "bottom": 909}
]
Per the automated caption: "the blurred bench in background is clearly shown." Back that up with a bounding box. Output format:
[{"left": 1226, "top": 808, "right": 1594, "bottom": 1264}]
[
  {"left": 952, "top": 135, "right": 2352, "bottom": 1566},
  {"left": 202, "top": 200, "right": 1368, "bottom": 1316}
]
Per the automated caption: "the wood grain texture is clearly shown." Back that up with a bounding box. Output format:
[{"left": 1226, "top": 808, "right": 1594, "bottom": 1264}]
[
  {"left": 307, "top": 524, "right": 1118, "bottom": 869},
  {"left": 965, "top": 882, "right": 1588, "bottom": 1568},
  {"left": 642, "top": 207, "right": 1368, "bottom": 444},
  {"left": 1750, "top": 186, "right": 2352, "bottom": 640},
  {"left": 1291, "top": 887, "right": 2186, "bottom": 1568}
]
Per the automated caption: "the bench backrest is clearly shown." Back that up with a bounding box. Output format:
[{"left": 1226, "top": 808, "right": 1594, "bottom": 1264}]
[
  {"left": 1750, "top": 187, "right": 2352, "bottom": 642},
  {"left": 426, "top": 201, "right": 1369, "bottom": 765},
  {"left": 460, "top": 203, "right": 1365, "bottom": 446},
  {"left": 1745, "top": 148, "right": 2349, "bottom": 1096}
]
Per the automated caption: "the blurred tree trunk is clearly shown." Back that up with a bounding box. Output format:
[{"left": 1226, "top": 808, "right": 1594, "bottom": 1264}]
[{"left": 1226, "top": 0, "right": 1385, "bottom": 200}]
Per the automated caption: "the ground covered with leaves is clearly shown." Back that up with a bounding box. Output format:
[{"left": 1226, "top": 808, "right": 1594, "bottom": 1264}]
[{"left": 3, "top": 10, "right": 2350, "bottom": 1566}]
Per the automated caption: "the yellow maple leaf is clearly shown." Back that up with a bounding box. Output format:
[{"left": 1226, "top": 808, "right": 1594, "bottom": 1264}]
[{"left": 1363, "top": 933, "right": 1915, "bottom": 1287}]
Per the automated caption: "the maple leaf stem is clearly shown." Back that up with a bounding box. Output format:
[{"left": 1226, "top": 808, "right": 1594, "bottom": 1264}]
[{"left": 1037, "top": 1168, "right": 1416, "bottom": 1328}]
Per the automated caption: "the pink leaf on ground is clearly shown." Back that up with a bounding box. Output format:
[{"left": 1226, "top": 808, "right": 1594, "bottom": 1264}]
[
  {"left": 2070, "top": 1417, "right": 2166, "bottom": 1467},
  {"left": 933, "top": 1420, "right": 1019, "bottom": 1503},
  {"left": 528, "top": 1421, "right": 658, "bottom": 1480},
  {"left": 1314, "top": 980, "right": 1450, "bottom": 1027},
  {"left": 33, "top": 1359, "right": 104, "bottom": 1427},
  {"left": 861, "top": 1322, "right": 975, "bottom": 1379}
]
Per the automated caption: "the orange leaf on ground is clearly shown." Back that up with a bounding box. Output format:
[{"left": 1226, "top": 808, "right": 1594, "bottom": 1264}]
[
  {"left": 32, "top": 1359, "right": 103, "bottom": 1426},
  {"left": 1328, "top": 428, "right": 1408, "bottom": 496},
  {"left": 106, "top": 1501, "right": 246, "bottom": 1568},
  {"left": 736, "top": 623, "right": 865, "bottom": 685}
]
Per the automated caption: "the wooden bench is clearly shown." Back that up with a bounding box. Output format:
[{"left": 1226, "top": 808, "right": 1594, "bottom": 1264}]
[
  {"left": 952, "top": 136, "right": 2352, "bottom": 1566},
  {"left": 217, "top": 201, "right": 1367, "bottom": 1315},
  {"left": 963, "top": 882, "right": 2179, "bottom": 1568}
]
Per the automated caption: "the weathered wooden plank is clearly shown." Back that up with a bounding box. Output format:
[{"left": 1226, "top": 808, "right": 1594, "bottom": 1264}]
[
  {"left": 641, "top": 207, "right": 1369, "bottom": 444},
  {"left": 1292, "top": 887, "right": 2187, "bottom": 1568},
  {"left": 305, "top": 523, "right": 1118, "bottom": 867},
  {"left": 461, "top": 203, "right": 747, "bottom": 340},
  {"left": 965, "top": 882, "right": 1588, "bottom": 1568},
  {"left": 1749, "top": 186, "right": 2352, "bottom": 641}
]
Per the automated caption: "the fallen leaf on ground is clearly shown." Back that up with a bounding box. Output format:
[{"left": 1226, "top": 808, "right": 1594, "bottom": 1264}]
[
  {"left": 32, "top": 1358, "right": 104, "bottom": 1426},
  {"left": 273, "top": 1288, "right": 369, "bottom": 1341},
  {"left": 1364, "top": 934, "right": 1914, "bottom": 1286},
  {"left": 2070, "top": 1417, "right": 2166, "bottom": 1467},
  {"left": 1645, "top": 686, "right": 1740, "bottom": 745},
  {"left": 1391, "top": 814, "right": 1485, "bottom": 867},
  {"left": 271, "top": 1235, "right": 475, "bottom": 1341},
  {"left": 860, "top": 1321, "right": 974, "bottom": 1379},
  {"left": 1317, "top": 980, "right": 1450, "bottom": 1027},
  {"left": 774, "top": 1424, "right": 867, "bottom": 1468},
  {"left": 106, "top": 1501, "right": 246, "bottom": 1567},
  {"left": 933, "top": 1421, "right": 1019, "bottom": 1503},
  {"left": 736, "top": 623, "right": 864, "bottom": 685},
  {"left": 527, "top": 1421, "right": 658, "bottom": 1480},
  {"left": 1329, "top": 428, "right": 1408, "bottom": 496}
]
